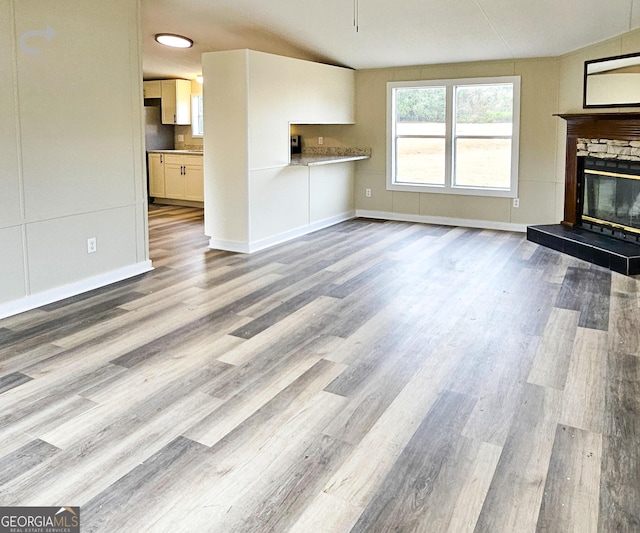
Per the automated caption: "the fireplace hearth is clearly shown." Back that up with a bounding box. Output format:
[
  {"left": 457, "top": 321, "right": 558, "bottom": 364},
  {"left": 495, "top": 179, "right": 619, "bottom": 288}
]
[{"left": 527, "top": 113, "right": 640, "bottom": 275}]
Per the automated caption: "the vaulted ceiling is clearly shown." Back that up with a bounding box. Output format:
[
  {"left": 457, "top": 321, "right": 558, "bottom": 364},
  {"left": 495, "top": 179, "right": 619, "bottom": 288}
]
[{"left": 142, "top": 0, "right": 640, "bottom": 80}]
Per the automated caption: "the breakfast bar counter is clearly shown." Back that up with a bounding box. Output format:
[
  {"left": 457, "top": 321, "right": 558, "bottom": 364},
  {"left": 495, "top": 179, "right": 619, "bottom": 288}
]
[{"left": 289, "top": 153, "right": 370, "bottom": 166}]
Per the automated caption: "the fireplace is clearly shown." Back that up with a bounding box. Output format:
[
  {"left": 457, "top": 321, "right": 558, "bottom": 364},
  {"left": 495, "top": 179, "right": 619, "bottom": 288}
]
[
  {"left": 527, "top": 113, "right": 640, "bottom": 275},
  {"left": 580, "top": 157, "right": 640, "bottom": 242}
]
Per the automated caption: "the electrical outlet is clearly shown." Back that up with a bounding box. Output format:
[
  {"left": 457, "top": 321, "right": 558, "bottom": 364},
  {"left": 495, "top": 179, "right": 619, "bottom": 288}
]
[
  {"left": 513, "top": 198, "right": 519, "bottom": 208},
  {"left": 87, "top": 237, "right": 97, "bottom": 254},
  {"left": 177, "top": 134, "right": 184, "bottom": 142},
  {"left": 365, "top": 188, "right": 372, "bottom": 198},
  {"left": 318, "top": 136, "right": 323, "bottom": 145}
]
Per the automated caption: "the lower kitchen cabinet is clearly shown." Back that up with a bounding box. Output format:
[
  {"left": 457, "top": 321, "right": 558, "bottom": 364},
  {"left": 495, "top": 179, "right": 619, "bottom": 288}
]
[
  {"left": 185, "top": 158, "right": 204, "bottom": 200},
  {"left": 148, "top": 152, "right": 203, "bottom": 202},
  {"left": 164, "top": 156, "right": 185, "bottom": 199},
  {"left": 148, "top": 153, "right": 165, "bottom": 197}
]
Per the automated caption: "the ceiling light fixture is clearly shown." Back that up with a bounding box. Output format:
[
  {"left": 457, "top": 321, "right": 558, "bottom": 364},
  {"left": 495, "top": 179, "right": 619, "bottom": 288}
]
[{"left": 154, "top": 33, "right": 193, "bottom": 49}]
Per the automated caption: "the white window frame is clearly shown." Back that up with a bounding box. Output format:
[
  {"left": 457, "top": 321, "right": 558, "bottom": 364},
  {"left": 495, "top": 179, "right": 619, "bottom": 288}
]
[
  {"left": 191, "top": 95, "right": 204, "bottom": 138},
  {"left": 386, "top": 76, "right": 520, "bottom": 198}
]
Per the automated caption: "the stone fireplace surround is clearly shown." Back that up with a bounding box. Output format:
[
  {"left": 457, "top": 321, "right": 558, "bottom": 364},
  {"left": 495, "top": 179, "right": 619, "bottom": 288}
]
[
  {"left": 527, "top": 113, "right": 640, "bottom": 275},
  {"left": 578, "top": 138, "right": 640, "bottom": 160}
]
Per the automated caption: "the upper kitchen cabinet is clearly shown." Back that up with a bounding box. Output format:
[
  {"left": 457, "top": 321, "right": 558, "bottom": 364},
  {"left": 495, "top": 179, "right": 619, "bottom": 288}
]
[
  {"left": 143, "top": 80, "right": 162, "bottom": 99},
  {"left": 143, "top": 79, "right": 191, "bottom": 125},
  {"left": 161, "top": 79, "right": 191, "bottom": 125}
]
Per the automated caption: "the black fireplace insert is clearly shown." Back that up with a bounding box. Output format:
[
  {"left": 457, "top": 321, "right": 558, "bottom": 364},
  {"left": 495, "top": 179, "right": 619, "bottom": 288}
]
[{"left": 579, "top": 157, "right": 640, "bottom": 243}]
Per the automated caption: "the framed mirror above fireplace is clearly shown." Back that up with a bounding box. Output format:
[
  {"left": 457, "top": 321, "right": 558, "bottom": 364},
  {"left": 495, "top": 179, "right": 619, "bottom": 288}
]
[{"left": 584, "top": 52, "right": 640, "bottom": 108}]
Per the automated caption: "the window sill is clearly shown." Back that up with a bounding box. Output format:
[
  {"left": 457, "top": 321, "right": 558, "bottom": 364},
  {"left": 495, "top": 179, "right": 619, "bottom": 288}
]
[{"left": 387, "top": 182, "right": 517, "bottom": 198}]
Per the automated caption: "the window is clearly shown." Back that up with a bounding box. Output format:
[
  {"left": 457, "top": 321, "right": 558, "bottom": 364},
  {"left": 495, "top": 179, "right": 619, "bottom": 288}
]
[
  {"left": 387, "top": 76, "right": 520, "bottom": 197},
  {"left": 191, "top": 95, "right": 204, "bottom": 137}
]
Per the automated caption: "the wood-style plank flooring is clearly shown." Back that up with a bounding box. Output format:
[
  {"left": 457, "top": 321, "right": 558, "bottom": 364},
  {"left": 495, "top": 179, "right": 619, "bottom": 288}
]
[{"left": 1, "top": 205, "right": 639, "bottom": 532}]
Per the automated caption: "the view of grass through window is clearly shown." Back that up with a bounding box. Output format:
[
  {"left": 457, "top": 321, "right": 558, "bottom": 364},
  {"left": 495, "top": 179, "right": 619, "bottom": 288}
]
[
  {"left": 394, "top": 83, "right": 514, "bottom": 189},
  {"left": 395, "top": 86, "right": 446, "bottom": 185}
]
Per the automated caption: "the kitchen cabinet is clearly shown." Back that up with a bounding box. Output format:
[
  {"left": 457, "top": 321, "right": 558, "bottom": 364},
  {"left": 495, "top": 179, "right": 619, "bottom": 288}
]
[
  {"left": 143, "top": 80, "right": 162, "bottom": 99},
  {"left": 143, "top": 79, "right": 191, "bottom": 125},
  {"left": 164, "top": 153, "right": 203, "bottom": 201},
  {"left": 185, "top": 157, "right": 204, "bottom": 201},
  {"left": 148, "top": 153, "right": 165, "bottom": 197},
  {"left": 161, "top": 79, "right": 191, "bottom": 125}
]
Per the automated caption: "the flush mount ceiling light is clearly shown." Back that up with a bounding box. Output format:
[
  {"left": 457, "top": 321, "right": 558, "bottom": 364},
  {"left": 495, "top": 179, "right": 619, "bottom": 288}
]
[{"left": 155, "top": 33, "right": 193, "bottom": 49}]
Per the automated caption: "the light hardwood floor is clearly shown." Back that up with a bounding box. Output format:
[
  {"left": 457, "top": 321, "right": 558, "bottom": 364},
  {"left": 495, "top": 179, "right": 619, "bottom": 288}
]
[{"left": 1, "top": 205, "right": 639, "bottom": 532}]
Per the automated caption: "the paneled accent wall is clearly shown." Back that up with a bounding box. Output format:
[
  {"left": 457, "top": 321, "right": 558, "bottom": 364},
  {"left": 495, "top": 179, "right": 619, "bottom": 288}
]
[{"left": 0, "top": 0, "right": 150, "bottom": 318}]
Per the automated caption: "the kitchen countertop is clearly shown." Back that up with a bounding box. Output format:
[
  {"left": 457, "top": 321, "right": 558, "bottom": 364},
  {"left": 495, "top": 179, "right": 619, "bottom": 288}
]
[
  {"left": 289, "top": 153, "right": 369, "bottom": 166},
  {"left": 147, "top": 150, "right": 203, "bottom": 155}
]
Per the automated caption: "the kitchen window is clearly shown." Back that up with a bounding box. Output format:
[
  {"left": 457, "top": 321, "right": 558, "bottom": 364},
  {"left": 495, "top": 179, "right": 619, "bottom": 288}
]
[
  {"left": 387, "top": 76, "right": 520, "bottom": 198},
  {"left": 192, "top": 95, "right": 204, "bottom": 137}
]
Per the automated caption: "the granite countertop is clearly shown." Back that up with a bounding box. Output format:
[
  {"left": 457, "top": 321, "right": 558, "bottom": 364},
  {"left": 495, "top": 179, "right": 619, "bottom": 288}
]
[
  {"left": 289, "top": 153, "right": 370, "bottom": 166},
  {"left": 291, "top": 147, "right": 371, "bottom": 167}
]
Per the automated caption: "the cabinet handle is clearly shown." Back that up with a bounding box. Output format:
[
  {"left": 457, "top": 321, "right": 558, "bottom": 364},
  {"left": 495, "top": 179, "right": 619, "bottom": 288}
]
[
  {"left": 174, "top": 113, "right": 177, "bottom": 123},
  {"left": 160, "top": 154, "right": 163, "bottom": 163}
]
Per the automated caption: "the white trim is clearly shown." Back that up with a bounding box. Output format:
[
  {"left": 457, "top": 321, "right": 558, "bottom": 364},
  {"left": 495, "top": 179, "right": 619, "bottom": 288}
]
[
  {"left": 209, "top": 239, "right": 251, "bottom": 254},
  {"left": 385, "top": 182, "right": 518, "bottom": 198},
  {"left": 191, "top": 95, "right": 204, "bottom": 137},
  {"left": 356, "top": 209, "right": 527, "bottom": 233},
  {"left": 0, "top": 261, "right": 153, "bottom": 320},
  {"left": 251, "top": 164, "right": 290, "bottom": 171},
  {"left": 210, "top": 211, "right": 356, "bottom": 254},
  {"left": 207, "top": 239, "right": 252, "bottom": 254}
]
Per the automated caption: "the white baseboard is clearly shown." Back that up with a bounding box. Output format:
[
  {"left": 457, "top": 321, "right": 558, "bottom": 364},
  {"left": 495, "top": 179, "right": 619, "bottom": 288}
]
[
  {"left": 0, "top": 260, "right": 153, "bottom": 320},
  {"left": 209, "top": 211, "right": 356, "bottom": 254},
  {"left": 207, "top": 239, "right": 252, "bottom": 254},
  {"left": 355, "top": 210, "right": 527, "bottom": 233}
]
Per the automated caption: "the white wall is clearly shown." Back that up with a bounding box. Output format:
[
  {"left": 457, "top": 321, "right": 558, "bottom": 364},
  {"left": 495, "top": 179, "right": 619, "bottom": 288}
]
[
  {"left": 0, "top": 0, "right": 149, "bottom": 318},
  {"left": 0, "top": 0, "right": 26, "bottom": 304},
  {"left": 310, "top": 164, "right": 355, "bottom": 223},
  {"left": 203, "top": 50, "right": 356, "bottom": 252},
  {"left": 202, "top": 50, "right": 250, "bottom": 247},
  {"left": 247, "top": 51, "right": 355, "bottom": 169}
]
